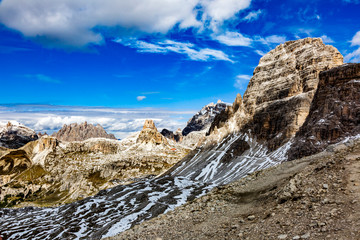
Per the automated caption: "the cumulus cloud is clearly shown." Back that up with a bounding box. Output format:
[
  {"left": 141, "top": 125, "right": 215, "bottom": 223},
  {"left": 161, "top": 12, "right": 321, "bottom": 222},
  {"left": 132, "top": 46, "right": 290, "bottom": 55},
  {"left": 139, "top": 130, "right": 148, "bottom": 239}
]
[
  {"left": 0, "top": 0, "right": 251, "bottom": 48},
  {"left": 214, "top": 32, "right": 252, "bottom": 46},
  {"left": 234, "top": 74, "right": 252, "bottom": 90},
  {"left": 242, "top": 9, "right": 262, "bottom": 22},
  {"left": 0, "top": 104, "right": 195, "bottom": 139},
  {"left": 136, "top": 96, "right": 146, "bottom": 101},
  {"left": 115, "top": 39, "right": 233, "bottom": 62}
]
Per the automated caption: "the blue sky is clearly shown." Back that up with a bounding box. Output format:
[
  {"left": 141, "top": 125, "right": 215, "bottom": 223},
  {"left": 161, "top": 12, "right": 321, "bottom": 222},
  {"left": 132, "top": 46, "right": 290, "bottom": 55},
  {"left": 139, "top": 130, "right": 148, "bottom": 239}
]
[{"left": 0, "top": 0, "right": 359, "bottom": 137}]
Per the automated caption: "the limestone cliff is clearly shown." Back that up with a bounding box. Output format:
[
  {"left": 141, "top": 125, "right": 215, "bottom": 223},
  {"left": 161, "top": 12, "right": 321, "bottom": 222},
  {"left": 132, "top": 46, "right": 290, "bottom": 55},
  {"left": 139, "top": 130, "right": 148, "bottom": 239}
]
[
  {"left": 207, "top": 38, "right": 344, "bottom": 150},
  {"left": 53, "top": 121, "right": 116, "bottom": 142},
  {"left": 288, "top": 63, "right": 360, "bottom": 160},
  {"left": 0, "top": 122, "right": 38, "bottom": 149}
]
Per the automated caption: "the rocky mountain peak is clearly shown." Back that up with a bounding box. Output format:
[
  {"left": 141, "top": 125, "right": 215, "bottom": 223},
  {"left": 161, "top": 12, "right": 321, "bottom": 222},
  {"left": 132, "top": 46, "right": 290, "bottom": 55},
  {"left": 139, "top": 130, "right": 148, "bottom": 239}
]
[
  {"left": 182, "top": 100, "right": 228, "bottom": 136},
  {"left": 143, "top": 119, "right": 157, "bottom": 130},
  {"left": 52, "top": 122, "right": 116, "bottom": 142},
  {"left": 137, "top": 120, "right": 168, "bottom": 145},
  {"left": 207, "top": 38, "right": 344, "bottom": 150}
]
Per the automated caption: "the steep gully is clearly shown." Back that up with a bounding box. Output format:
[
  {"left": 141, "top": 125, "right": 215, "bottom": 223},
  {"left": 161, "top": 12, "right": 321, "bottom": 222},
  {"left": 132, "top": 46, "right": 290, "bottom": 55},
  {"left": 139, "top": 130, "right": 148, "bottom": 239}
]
[{"left": 1, "top": 38, "right": 358, "bottom": 240}]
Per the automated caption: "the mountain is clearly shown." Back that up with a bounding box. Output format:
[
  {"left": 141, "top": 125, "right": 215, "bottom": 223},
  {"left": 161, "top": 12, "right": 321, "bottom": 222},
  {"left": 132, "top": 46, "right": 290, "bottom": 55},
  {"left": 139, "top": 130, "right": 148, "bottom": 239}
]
[
  {"left": 288, "top": 63, "right": 360, "bottom": 160},
  {"left": 52, "top": 121, "right": 116, "bottom": 142},
  {"left": 1, "top": 38, "right": 359, "bottom": 240},
  {"left": 182, "top": 100, "right": 227, "bottom": 136},
  {"left": 0, "top": 122, "right": 38, "bottom": 149},
  {"left": 0, "top": 120, "right": 190, "bottom": 207}
]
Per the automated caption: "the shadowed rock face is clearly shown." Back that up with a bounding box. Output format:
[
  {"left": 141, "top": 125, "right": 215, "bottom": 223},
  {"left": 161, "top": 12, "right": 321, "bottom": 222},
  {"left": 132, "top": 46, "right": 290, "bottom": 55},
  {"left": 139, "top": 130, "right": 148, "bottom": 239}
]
[
  {"left": 243, "top": 38, "right": 344, "bottom": 150},
  {"left": 0, "top": 122, "right": 38, "bottom": 149},
  {"left": 182, "top": 101, "right": 227, "bottom": 136},
  {"left": 53, "top": 122, "right": 116, "bottom": 142},
  {"left": 288, "top": 63, "right": 360, "bottom": 160},
  {"left": 207, "top": 38, "right": 344, "bottom": 151}
]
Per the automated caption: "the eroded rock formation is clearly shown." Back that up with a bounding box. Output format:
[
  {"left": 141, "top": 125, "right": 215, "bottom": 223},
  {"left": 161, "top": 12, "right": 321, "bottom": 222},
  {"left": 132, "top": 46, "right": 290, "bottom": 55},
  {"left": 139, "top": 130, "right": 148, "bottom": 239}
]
[
  {"left": 288, "top": 63, "right": 360, "bottom": 160},
  {"left": 137, "top": 120, "right": 168, "bottom": 145},
  {"left": 53, "top": 121, "right": 116, "bottom": 142},
  {"left": 207, "top": 38, "right": 344, "bottom": 150}
]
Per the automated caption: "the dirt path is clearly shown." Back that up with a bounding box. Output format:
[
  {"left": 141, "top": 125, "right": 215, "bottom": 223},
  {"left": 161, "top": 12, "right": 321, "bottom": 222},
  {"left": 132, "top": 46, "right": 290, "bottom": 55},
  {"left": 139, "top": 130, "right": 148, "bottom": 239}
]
[{"left": 107, "top": 138, "right": 360, "bottom": 240}]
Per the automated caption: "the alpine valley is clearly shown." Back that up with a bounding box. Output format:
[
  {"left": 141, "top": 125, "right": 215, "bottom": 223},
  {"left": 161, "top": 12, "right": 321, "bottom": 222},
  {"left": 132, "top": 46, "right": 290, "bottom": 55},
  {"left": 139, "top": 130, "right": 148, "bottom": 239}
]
[{"left": 0, "top": 38, "right": 359, "bottom": 240}]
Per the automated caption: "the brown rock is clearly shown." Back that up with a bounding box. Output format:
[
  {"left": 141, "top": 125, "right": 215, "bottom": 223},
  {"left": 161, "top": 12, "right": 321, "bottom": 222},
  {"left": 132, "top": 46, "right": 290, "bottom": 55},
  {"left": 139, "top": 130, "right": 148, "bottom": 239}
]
[
  {"left": 137, "top": 120, "right": 168, "bottom": 145},
  {"left": 288, "top": 63, "right": 360, "bottom": 160},
  {"left": 53, "top": 122, "right": 116, "bottom": 142}
]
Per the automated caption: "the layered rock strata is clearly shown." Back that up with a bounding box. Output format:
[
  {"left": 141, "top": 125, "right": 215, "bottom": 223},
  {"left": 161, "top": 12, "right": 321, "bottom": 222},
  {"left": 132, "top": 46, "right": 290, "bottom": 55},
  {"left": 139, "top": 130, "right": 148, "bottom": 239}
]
[
  {"left": 53, "top": 121, "right": 116, "bottom": 142},
  {"left": 208, "top": 38, "right": 344, "bottom": 150},
  {"left": 288, "top": 63, "right": 360, "bottom": 160}
]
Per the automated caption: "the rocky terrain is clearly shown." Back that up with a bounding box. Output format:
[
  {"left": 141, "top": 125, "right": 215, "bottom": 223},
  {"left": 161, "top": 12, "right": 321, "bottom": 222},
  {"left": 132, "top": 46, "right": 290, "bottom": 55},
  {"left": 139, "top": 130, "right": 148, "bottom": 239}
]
[
  {"left": 52, "top": 121, "right": 117, "bottom": 142},
  {"left": 112, "top": 137, "right": 360, "bottom": 240},
  {"left": 0, "top": 120, "right": 190, "bottom": 207},
  {"left": 0, "top": 122, "right": 38, "bottom": 149},
  {"left": 0, "top": 38, "right": 358, "bottom": 240},
  {"left": 182, "top": 100, "right": 227, "bottom": 136}
]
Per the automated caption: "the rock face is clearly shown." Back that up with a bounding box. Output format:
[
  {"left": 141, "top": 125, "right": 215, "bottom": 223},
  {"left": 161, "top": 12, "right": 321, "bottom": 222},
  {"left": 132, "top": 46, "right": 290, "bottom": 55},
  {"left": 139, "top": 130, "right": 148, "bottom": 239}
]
[
  {"left": 137, "top": 120, "right": 168, "bottom": 145},
  {"left": 288, "top": 63, "right": 360, "bottom": 160},
  {"left": 207, "top": 38, "right": 344, "bottom": 150},
  {"left": 0, "top": 122, "right": 38, "bottom": 149},
  {"left": 182, "top": 100, "right": 227, "bottom": 136},
  {"left": 243, "top": 38, "right": 343, "bottom": 150},
  {"left": 53, "top": 121, "right": 116, "bottom": 142}
]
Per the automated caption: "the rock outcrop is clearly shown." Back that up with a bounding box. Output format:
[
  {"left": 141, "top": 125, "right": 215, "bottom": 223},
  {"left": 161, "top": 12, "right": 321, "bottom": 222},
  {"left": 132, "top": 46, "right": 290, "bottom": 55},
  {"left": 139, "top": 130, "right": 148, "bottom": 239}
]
[
  {"left": 182, "top": 100, "right": 227, "bottom": 136},
  {"left": 288, "top": 63, "right": 360, "bottom": 160},
  {"left": 137, "top": 120, "right": 168, "bottom": 145},
  {"left": 52, "top": 121, "right": 116, "bottom": 142},
  {"left": 0, "top": 122, "right": 38, "bottom": 149},
  {"left": 207, "top": 38, "right": 344, "bottom": 150}
]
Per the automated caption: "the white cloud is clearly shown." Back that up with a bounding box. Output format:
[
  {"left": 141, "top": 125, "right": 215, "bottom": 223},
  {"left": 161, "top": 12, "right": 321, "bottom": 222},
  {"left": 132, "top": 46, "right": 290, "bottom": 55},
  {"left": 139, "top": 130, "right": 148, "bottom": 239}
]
[
  {"left": 136, "top": 96, "right": 146, "bottom": 101},
  {"left": 115, "top": 39, "right": 233, "bottom": 62},
  {"left": 320, "top": 35, "right": 335, "bottom": 43},
  {"left": 0, "top": 0, "right": 251, "bottom": 48},
  {"left": 243, "top": 9, "right": 262, "bottom": 22},
  {"left": 344, "top": 46, "right": 360, "bottom": 63},
  {"left": 256, "top": 35, "right": 287, "bottom": 45},
  {"left": 0, "top": 104, "right": 196, "bottom": 139},
  {"left": 255, "top": 50, "right": 266, "bottom": 56},
  {"left": 234, "top": 74, "right": 252, "bottom": 90},
  {"left": 214, "top": 32, "right": 252, "bottom": 46},
  {"left": 345, "top": 31, "right": 360, "bottom": 63},
  {"left": 351, "top": 31, "right": 360, "bottom": 46}
]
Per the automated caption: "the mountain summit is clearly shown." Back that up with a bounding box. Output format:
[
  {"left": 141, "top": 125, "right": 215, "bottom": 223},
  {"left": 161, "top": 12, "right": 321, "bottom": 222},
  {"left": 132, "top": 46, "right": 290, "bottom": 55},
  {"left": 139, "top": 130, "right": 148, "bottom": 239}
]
[{"left": 52, "top": 121, "right": 116, "bottom": 142}]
